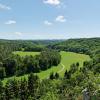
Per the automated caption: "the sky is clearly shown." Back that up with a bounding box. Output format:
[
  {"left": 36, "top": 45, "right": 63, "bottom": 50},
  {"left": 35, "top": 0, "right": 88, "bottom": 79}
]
[{"left": 0, "top": 0, "right": 100, "bottom": 40}]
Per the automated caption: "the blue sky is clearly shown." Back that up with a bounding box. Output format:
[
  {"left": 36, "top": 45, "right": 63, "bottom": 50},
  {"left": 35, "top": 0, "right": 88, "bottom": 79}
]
[{"left": 0, "top": 0, "right": 100, "bottom": 39}]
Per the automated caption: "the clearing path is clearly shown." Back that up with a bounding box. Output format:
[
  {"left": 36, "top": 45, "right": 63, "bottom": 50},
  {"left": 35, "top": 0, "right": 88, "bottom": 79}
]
[
  {"left": 58, "top": 63, "right": 65, "bottom": 73},
  {"left": 46, "top": 63, "right": 65, "bottom": 79}
]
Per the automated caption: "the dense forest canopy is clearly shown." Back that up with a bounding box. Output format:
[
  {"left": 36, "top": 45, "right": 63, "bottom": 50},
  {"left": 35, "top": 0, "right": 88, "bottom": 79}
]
[
  {"left": 0, "top": 38, "right": 100, "bottom": 100},
  {"left": 49, "top": 38, "right": 100, "bottom": 55}
]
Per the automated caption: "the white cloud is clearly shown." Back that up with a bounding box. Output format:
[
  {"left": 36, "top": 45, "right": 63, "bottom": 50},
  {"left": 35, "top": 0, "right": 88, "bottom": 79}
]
[
  {"left": 0, "top": 3, "right": 11, "bottom": 10},
  {"left": 44, "top": 20, "right": 53, "bottom": 26},
  {"left": 15, "top": 32, "right": 22, "bottom": 36},
  {"left": 56, "top": 15, "right": 66, "bottom": 22},
  {"left": 43, "top": 0, "right": 60, "bottom": 5},
  {"left": 5, "top": 20, "right": 16, "bottom": 25}
]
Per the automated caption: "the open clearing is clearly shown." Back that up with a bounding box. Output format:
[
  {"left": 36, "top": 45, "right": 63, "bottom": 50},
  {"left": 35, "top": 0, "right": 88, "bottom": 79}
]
[
  {"left": 13, "top": 51, "right": 40, "bottom": 57},
  {"left": 2, "top": 51, "right": 91, "bottom": 85}
]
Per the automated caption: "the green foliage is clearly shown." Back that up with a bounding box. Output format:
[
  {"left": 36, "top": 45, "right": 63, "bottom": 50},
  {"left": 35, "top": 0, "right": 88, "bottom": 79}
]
[
  {"left": 1, "top": 49, "right": 61, "bottom": 80},
  {"left": 28, "top": 73, "right": 39, "bottom": 98},
  {"left": 49, "top": 72, "right": 60, "bottom": 80},
  {"left": 50, "top": 38, "right": 100, "bottom": 56},
  {"left": 0, "top": 38, "right": 99, "bottom": 100},
  {"left": 49, "top": 72, "right": 55, "bottom": 79},
  {"left": 3, "top": 58, "right": 17, "bottom": 76},
  {"left": 55, "top": 72, "right": 59, "bottom": 79},
  {"left": 70, "top": 63, "right": 79, "bottom": 74},
  {"left": 0, "top": 67, "right": 6, "bottom": 79},
  {"left": 64, "top": 70, "right": 71, "bottom": 79},
  {"left": 19, "top": 79, "right": 28, "bottom": 100},
  {"left": 93, "top": 63, "right": 100, "bottom": 73}
]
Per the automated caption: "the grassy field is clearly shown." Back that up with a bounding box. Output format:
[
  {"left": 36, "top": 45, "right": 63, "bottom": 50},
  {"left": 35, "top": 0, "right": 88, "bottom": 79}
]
[
  {"left": 2, "top": 51, "right": 91, "bottom": 85},
  {"left": 13, "top": 51, "right": 40, "bottom": 57}
]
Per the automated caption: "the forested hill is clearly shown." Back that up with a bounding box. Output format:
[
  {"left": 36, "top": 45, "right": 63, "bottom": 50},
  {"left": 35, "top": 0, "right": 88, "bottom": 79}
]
[
  {"left": 0, "top": 39, "right": 62, "bottom": 62},
  {"left": 0, "top": 39, "right": 63, "bottom": 46},
  {"left": 49, "top": 38, "right": 100, "bottom": 57},
  {"left": 0, "top": 39, "right": 64, "bottom": 51},
  {"left": 0, "top": 38, "right": 100, "bottom": 54}
]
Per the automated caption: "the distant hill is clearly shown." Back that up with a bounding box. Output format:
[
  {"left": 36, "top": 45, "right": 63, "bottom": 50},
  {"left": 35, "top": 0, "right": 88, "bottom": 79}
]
[
  {"left": 49, "top": 38, "right": 100, "bottom": 57},
  {"left": 0, "top": 39, "right": 64, "bottom": 52}
]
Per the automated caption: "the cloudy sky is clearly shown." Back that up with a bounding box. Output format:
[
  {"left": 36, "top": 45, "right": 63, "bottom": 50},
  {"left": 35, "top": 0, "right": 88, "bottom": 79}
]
[{"left": 0, "top": 0, "right": 100, "bottom": 39}]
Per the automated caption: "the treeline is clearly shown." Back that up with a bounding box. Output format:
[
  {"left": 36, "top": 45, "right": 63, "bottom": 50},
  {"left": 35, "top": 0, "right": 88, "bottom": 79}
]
[
  {"left": 0, "top": 44, "right": 13, "bottom": 62},
  {"left": 0, "top": 73, "right": 62, "bottom": 100},
  {"left": 49, "top": 38, "right": 100, "bottom": 56},
  {"left": 0, "top": 39, "right": 45, "bottom": 52},
  {"left": 0, "top": 73, "right": 40, "bottom": 100},
  {"left": 0, "top": 39, "right": 62, "bottom": 52},
  {"left": 0, "top": 50, "right": 61, "bottom": 79}
]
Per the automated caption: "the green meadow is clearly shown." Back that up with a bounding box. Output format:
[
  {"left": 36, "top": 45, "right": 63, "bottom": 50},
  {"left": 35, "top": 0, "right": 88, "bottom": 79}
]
[
  {"left": 13, "top": 51, "right": 40, "bottom": 57},
  {"left": 2, "top": 51, "right": 91, "bottom": 85}
]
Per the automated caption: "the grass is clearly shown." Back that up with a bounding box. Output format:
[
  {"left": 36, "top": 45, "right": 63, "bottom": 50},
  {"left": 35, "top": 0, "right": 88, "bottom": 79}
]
[
  {"left": 2, "top": 51, "right": 91, "bottom": 85},
  {"left": 59, "top": 51, "right": 90, "bottom": 76},
  {"left": 13, "top": 51, "right": 40, "bottom": 57}
]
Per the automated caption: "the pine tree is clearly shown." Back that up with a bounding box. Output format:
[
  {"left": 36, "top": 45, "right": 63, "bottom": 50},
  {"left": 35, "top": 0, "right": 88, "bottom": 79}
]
[
  {"left": 4, "top": 81, "right": 12, "bottom": 100},
  {"left": 0, "top": 81, "right": 3, "bottom": 99},
  {"left": 28, "top": 73, "right": 39, "bottom": 99},
  {"left": 55, "top": 72, "right": 59, "bottom": 79},
  {"left": 19, "top": 78, "right": 28, "bottom": 100},
  {"left": 49, "top": 72, "right": 55, "bottom": 80},
  {"left": 64, "top": 70, "right": 71, "bottom": 79}
]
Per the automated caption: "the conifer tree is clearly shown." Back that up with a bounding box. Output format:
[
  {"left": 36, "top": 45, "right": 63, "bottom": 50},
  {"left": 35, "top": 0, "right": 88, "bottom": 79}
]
[{"left": 28, "top": 73, "right": 39, "bottom": 99}]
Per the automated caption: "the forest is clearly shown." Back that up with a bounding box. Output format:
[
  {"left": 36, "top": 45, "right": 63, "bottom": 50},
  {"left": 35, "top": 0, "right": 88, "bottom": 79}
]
[{"left": 0, "top": 38, "right": 100, "bottom": 100}]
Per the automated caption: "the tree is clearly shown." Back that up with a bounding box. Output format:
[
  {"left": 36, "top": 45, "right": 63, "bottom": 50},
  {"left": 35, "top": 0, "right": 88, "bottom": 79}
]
[
  {"left": 76, "top": 62, "right": 79, "bottom": 67},
  {"left": 4, "top": 58, "right": 17, "bottom": 76},
  {"left": 4, "top": 80, "right": 14, "bottom": 100},
  {"left": 93, "top": 63, "right": 100, "bottom": 73},
  {"left": 0, "top": 81, "right": 3, "bottom": 99},
  {"left": 19, "top": 78, "right": 28, "bottom": 100},
  {"left": 0, "top": 67, "right": 6, "bottom": 79},
  {"left": 70, "top": 63, "right": 79, "bottom": 74},
  {"left": 64, "top": 70, "right": 71, "bottom": 79},
  {"left": 49, "top": 72, "right": 55, "bottom": 80},
  {"left": 28, "top": 73, "right": 39, "bottom": 99},
  {"left": 55, "top": 72, "right": 59, "bottom": 79}
]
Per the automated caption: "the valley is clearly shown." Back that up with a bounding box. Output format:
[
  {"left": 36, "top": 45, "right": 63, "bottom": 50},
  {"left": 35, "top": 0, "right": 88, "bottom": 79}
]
[{"left": 2, "top": 51, "right": 91, "bottom": 85}]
